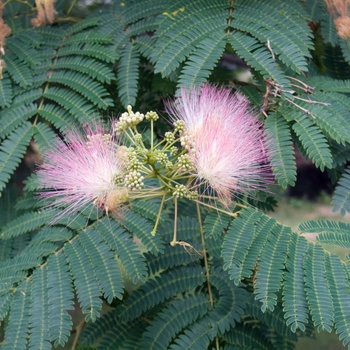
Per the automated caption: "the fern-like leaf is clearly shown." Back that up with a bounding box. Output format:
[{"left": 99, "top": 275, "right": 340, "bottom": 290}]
[
  {"left": 152, "top": 0, "right": 226, "bottom": 77},
  {"left": 228, "top": 214, "right": 278, "bottom": 285},
  {"left": 117, "top": 42, "right": 139, "bottom": 107},
  {"left": 319, "top": 5, "right": 338, "bottom": 46},
  {"left": 46, "top": 253, "right": 74, "bottom": 347},
  {"left": 0, "top": 291, "right": 13, "bottom": 323},
  {"left": 64, "top": 239, "right": 103, "bottom": 322},
  {"left": 304, "top": 244, "right": 333, "bottom": 332},
  {"left": 0, "top": 122, "right": 33, "bottom": 194},
  {"left": 78, "top": 311, "right": 118, "bottom": 347},
  {"left": 169, "top": 321, "right": 212, "bottom": 350},
  {"left": 178, "top": 31, "right": 227, "bottom": 88},
  {"left": 118, "top": 265, "right": 205, "bottom": 323},
  {"left": 29, "top": 226, "right": 73, "bottom": 246},
  {"left": 332, "top": 167, "right": 350, "bottom": 215},
  {"left": 6, "top": 34, "right": 40, "bottom": 68},
  {"left": 283, "top": 234, "right": 309, "bottom": 332},
  {"left": 2, "top": 280, "right": 30, "bottom": 350},
  {"left": 0, "top": 254, "right": 43, "bottom": 290},
  {"left": 134, "top": 34, "right": 157, "bottom": 59},
  {"left": 264, "top": 112, "right": 296, "bottom": 188},
  {"left": 4, "top": 53, "right": 33, "bottom": 88},
  {"left": 221, "top": 324, "right": 271, "bottom": 350},
  {"left": 32, "top": 122, "right": 58, "bottom": 153},
  {"left": 58, "top": 43, "right": 118, "bottom": 63},
  {"left": 29, "top": 266, "right": 51, "bottom": 350},
  {"left": 145, "top": 243, "right": 201, "bottom": 276},
  {"left": 37, "top": 104, "right": 74, "bottom": 130},
  {"left": 203, "top": 211, "right": 231, "bottom": 239},
  {"left": 120, "top": 209, "right": 164, "bottom": 256},
  {"left": 325, "top": 254, "right": 350, "bottom": 348},
  {"left": 310, "top": 76, "right": 350, "bottom": 93},
  {"left": 299, "top": 98, "right": 350, "bottom": 146},
  {"left": 119, "top": 0, "right": 167, "bottom": 24},
  {"left": 329, "top": 140, "right": 350, "bottom": 168},
  {"left": 299, "top": 219, "right": 350, "bottom": 247},
  {"left": 141, "top": 294, "right": 210, "bottom": 350},
  {"left": 0, "top": 210, "right": 57, "bottom": 240},
  {"left": 99, "top": 318, "right": 148, "bottom": 350},
  {"left": 222, "top": 208, "right": 264, "bottom": 285},
  {"left": 228, "top": 32, "right": 290, "bottom": 87},
  {"left": 93, "top": 218, "right": 148, "bottom": 284},
  {"left": 43, "top": 87, "right": 96, "bottom": 123},
  {"left": 131, "top": 198, "right": 169, "bottom": 224},
  {"left": 48, "top": 70, "right": 113, "bottom": 109},
  {"left": 79, "top": 228, "right": 124, "bottom": 303},
  {"left": 0, "top": 74, "right": 12, "bottom": 108},
  {"left": 233, "top": 0, "right": 312, "bottom": 73},
  {"left": 53, "top": 56, "right": 115, "bottom": 83},
  {"left": 340, "top": 39, "right": 350, "bottom": 65},
  {"left": 0, "top": 103, "right": 37, "bottom": 140},
  {"left": 254, "top": 223, "right": 291, "bottom": 312},
  {"left": 246, "top": 298, "right": 297, "bottom": 342},
  {"left": 292, "top": 114, "right": 332, "bottom": 171},
  {"left": 209, "top": 268, "right": 248, "bottom": 333}
]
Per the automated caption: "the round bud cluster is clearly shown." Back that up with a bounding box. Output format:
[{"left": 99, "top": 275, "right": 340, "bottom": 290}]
[
  {"left": 124, "top": 170, "right": 144, "bottom": 190},
  {"left": 172, "top": 184, "right": 188, "bottom": 198},
  {"left": 113, "top": 174, "right": 124, "bottom": 185},
  {"left": 145, "top": 111, "right": 159, "bottom": 121},
  {"left": 177, "top": 154, "right": 194, "bottom": 171},
  {"left": 186, "top": 190, "right": 198, "bottom": 200},
  {"left": 126, "top": 149, "right": 142, "bottom": 171},
  {"left": 172, "top": 185, "right": 197, "bottom": 200},
  {"left": 174, "top": 120, "right": 185, "bottom": 133},
  {"left": 155, "top": 151, "right": 169, "bottom": 164},
  {"left": 134, "top": 133, "right": 143, "bottom": 143},
  {"left": 165, "top": 161, "right": 173, "bottom": 169},
  {"left": 170, "top": 146, "right": 178, "bottom": 156},
  {"left": 164, "top": 131, "right": 175, "bottom": 144},
  {"left": 115, "top": 105, "right": 144, "bottom": 134}
]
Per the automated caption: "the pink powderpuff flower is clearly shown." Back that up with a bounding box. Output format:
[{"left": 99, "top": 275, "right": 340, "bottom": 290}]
[
  {"left": 36, "top": 122, "right": 128, "bottom": 221},
  {"left": 165, "top": 84, "right": 273, "bottom": 204}
]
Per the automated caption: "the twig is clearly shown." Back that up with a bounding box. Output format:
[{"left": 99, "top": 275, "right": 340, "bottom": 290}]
[
  {"left": 266, "top": 39, "right": 275, "bottom": 60},
  {"left": 170, "top": 197, "right": 178, "bottom": 246}
]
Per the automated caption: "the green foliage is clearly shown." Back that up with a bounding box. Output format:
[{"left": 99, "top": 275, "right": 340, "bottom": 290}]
[
  {"left": 299, "top": 219, "right": 350, "bottom": 247},
  {"left": 1, "top": 0, "right": 350, "bottom": 349},
  {"left": 332, "top": 167, "right": 350, "bottom": 215},
  {"left": 264, "top": 112, "right": 297, "bottom": 188}
]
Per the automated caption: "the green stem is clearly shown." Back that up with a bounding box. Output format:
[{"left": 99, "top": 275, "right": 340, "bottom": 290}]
[
  {"left": 151, "top": 193, "right": 166, "bottom": 236},
  {"left": 150, "top": 119, "right": 154, "bottom": 150},
  {"left": 197, "top": 202, "right": 219, "bottom": 350},
  {"left": 194, "top": 199, "right": 239, "bottom": 218},
  {"left": 67, "top": 0, "right": 78, "bottom": 15},
  {"left": 170, "top": 197, "right": 178, "bottom": 246},
  {"left": 71, "top": 317, "right": 85, "bottom": 350},
  {"left": 196, "top": 202, "right": 214, "bottom": 307}
]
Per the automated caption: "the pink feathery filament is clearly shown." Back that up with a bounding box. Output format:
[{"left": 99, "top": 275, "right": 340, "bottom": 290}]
[
  {"left": 166, "top": 84, "right": 273, "bottom": 203},
  {"left": 36, "top": 122, "right": 124, "bottom": 221}
]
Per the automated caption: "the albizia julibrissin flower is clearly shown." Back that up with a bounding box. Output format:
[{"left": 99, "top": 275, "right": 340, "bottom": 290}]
[
  {"left": 165, "top": 84, "right": 273, "bottom": 203},
  {"left": 36, "top": 123, "right": 127, "bottom": 220}
]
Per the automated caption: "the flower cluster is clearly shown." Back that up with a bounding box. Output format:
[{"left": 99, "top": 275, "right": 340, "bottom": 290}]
[
  {"left": 36, "top": 123, "right": 126, "bottom": 221},
  {"left": 165, "top": 85, "right": 272, "bottom": 204},
  {"left": 37, "top": 84, "right": 273, "bottom": 232}
]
